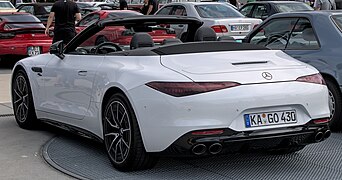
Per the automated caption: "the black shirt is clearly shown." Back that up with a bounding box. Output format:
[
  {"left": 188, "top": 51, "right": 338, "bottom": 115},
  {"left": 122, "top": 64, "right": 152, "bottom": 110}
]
[
  {"left": 119, "top": 0, "right": 128, "bottom": 10},
  {"left": 51, "top": 0, "right": 80, "bottom": 30}
]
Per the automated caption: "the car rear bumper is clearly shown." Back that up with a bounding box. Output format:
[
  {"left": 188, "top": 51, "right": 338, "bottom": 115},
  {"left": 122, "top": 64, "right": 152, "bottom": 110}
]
[{"left": 157, "top": 123, "right": 330, "bottom": 156}]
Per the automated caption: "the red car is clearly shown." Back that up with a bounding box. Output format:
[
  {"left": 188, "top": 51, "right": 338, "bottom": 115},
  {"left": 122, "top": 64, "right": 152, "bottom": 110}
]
[
  {"left": 0, "top": 12, "right": 52, "bottom": 61},
  {"left": 76, "top": 10, "right": 176, "bottom": 46}
]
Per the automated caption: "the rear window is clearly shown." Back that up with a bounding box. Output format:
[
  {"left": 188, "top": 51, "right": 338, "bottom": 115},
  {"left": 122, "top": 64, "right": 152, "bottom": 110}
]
[
  {"left": 108, "top": 11, "right": 143, "bottom": 18},
  {"left": 195, "top": 4, "right": 244, "bottom": 18},
  {"left": 0, "top": 14, "right": 44, "bottom": 29},
  {"left": 275, "top": 3, "right": 313, "bottom": 12},
  {"left": 332, "top": 15, "right": 342, "bottom": 32}
]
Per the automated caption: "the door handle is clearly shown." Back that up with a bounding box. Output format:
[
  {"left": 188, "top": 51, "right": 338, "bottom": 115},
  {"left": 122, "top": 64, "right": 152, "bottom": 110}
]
[
  {"left": 78, "top": 70, "right": 87, "bottom": 76},
  {"left": 31, "top": 67, "right": 43, "bottom": 76}
]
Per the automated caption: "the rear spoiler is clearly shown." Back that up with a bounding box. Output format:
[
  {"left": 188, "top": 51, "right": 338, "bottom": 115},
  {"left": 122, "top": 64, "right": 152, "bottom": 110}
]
[{"left": 0, "top": 21, "right": 45, "bottom": 32}]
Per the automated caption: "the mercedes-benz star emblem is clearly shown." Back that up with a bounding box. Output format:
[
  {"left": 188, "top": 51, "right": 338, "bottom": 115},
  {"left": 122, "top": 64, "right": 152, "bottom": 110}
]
[{"left": 262, "top": 72, "right": 273, "bottom": 80}]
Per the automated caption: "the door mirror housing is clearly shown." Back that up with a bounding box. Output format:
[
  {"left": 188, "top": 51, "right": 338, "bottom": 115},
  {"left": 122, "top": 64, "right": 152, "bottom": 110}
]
[{"left": 50, "top": 40, "right": 65, "bottom": 59}]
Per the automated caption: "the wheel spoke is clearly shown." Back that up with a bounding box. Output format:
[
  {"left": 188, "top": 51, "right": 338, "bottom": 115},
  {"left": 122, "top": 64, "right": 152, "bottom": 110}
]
[
  {"left": 121, "top": 138, "right": 129, "bottom": 149},
  {"left": 14, "top": 89, "right": 21, "bottom": 99},
  {"left": 16, "top": 78, "right": 23, "bottom": 95},
  {"left": 122, "top": 128, "right": 130, "bottom": 133},
  {"left": 115, "top": 139, "right": 120, "bottom": 161},
  {"left": 105, "top": 132, "right": 119, "bottom": 137},
  {"left": 119, "top": 111, "right": 127, "bottom": 126},
  {"left": 16, "top": 104, "right": 22, "bottom": 118},
  {"left": 107, "top": 134, "right": 119, "bottom": 153},
  {"left": 110, "top": 105, "right": 120, "bottom": 128},
  {"left": 119, "top": 139, "right": 124, "bottom": 160},
  {"left": 105, "top": 117, "right": 119, "bottom": 129}
]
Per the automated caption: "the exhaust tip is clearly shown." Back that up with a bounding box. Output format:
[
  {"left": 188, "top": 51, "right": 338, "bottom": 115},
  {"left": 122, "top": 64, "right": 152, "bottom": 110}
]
[
  {"left": 315, "top": 132, "right": 324, "bottom": 142},
  {"left": 192, "top": 144, "right": 207, "bottom": 155},
  {"left": 208, "top": 143, "right": 223, "bottom": 155},
  {"left": 323, "top": 130, "right": 331, "bottom": 139}
]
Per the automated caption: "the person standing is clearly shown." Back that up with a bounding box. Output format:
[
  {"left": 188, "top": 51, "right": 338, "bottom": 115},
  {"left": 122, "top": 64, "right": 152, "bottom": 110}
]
[
  {"left": 146, "top": 0, "right": 158, "bottom": 15},
  {"left": 45, "top": 0, "right": 82, "bottom": 44},
  {"left": 313, "top": 0, "right": 336, "bottom": 10},
  {"left": 119, "top": 0, "right": 128, "bottom": 10}
]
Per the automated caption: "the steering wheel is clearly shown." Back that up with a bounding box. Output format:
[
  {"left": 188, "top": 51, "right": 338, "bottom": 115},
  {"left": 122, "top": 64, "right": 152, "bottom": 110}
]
[
  {"left": 266, "top": 34, "right": 288, "bottom": 46},
  {"left": 94, "top": 42, "right": 123, "bottom": 54}
]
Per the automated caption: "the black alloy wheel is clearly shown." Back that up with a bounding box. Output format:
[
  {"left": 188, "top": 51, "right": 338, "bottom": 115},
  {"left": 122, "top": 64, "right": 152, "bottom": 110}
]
[
  {"left": 12, "top": 69, "right": 38, "bottom": 129},
  {"left": 326, "top": 79, "right": 342, "bottom": 131},
  {"left": 103, "top": 93, "right": 158, "bottom": 171}
]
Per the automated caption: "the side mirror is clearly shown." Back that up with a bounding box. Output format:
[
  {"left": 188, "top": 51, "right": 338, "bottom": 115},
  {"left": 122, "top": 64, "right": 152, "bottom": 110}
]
[{"left": 50, "top": 40, "right": 65, "bottom": 59}]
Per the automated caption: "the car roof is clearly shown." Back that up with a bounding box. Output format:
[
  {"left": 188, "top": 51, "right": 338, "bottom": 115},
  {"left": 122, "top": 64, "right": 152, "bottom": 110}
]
[
  {"left": 271, "top": 10, "right": 342, "bottom": 18},
  {"left": 20, "top": 3, "right": 53, "bottom": 5},
  {"left": 165, "top": 2, "right": 229, "bottom": 5},
  {"left": 248, "top": 1, "right": 308, "bottom": 4}
]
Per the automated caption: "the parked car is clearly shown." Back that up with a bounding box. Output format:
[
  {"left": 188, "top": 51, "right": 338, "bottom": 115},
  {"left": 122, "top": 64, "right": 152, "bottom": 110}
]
[
  {"left": 75, "top": 10, "right": 175, "bottom": 45},
  {"left": 239, "top": 1, "right": 313, "bottom": 20},
  {"left": 12, "top": 16, "right": 330, "bottom": 172},
  {"left": 244, "top": 11, "right": 342, "bottom": 131},
  {"left": 155, "top": 2, "right": 262, "bottom": 40},
  {"left": 0, "top": 12, "right": 52, "bottom": 62},
  {"left": 17, "top": 3, "right": 53, "bottom": 25},
  {"left": 0, "top": 0, "right": 16, "bottom": 12}
]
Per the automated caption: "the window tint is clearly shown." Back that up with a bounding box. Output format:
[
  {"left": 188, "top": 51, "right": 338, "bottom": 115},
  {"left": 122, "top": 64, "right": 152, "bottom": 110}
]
[
  {"left": 332, "top": 15, "right": 342, "bottom": 33},
  {"left": 275, "top": 3, "right": 313, "bottom": 12},
  {"left": 250, "top": 18, "right": 298, "bottom": 50},
  {"left": 286, "top": 18, "right": 319, "bottom": 50},
  {"left": 108, "top": 11, "right": 142, "bottom": 18},
  {"left": 19, "top": 6, "right": 34, "bottom": 14},
  {"left": 171, "top": 6, "right": 187, "bottom": 16},
  {"left": 78, "top": 14, "right": 100, "bottom": 26},
  {"left": 240, "top": 4, "right": 254, "bottom": 17},
  {"left": 195, "top": 4, "right": 244, "bottom": 18},
  {"left": 156, "top": 6, "right": 173, "bottom": 15},
  {"left": 252, "top": 5, "right": 267, "bottom": 19}
]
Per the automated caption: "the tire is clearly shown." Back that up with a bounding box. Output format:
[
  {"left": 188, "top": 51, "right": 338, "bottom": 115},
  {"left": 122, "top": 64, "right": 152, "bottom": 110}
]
[
  {"left": 267, "top": 145, "right": 305, "bottom": 155},
  {"left": 12, "top": 69, "right": 39, "bottom": 129},
  {"left": 326, "top": 79, "right": 342, "bottom": 131},
  {"left": 103, "top": 93, "right": 158, "bottom": 171},
  {"left": 95, "top": 36, "right": 108, "bottom": 46}
]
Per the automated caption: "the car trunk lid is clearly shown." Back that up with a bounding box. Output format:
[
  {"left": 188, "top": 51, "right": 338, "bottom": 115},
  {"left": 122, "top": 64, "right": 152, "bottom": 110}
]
[{"left": 160, "top": 50, "right": 313, "bottom": 84}]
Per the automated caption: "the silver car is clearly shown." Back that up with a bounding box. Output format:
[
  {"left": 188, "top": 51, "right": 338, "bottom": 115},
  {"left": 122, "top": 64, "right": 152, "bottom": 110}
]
[{"left": 155, "top": 2, "right": 262, "bottom": 40}]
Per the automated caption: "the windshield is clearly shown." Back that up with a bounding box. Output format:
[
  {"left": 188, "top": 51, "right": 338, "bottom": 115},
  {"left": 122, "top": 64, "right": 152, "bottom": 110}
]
[
  {"left": 276, "top": 3, "right": 313, "bottom": 12},
  {"left": 332, "top": 15, "right": 342, "bottom": 32},
  {"left": 0, "top": 14, "right": 45, "bottom": 29},
  {"left": 0, "top": 1, "right": 15, "bottom": 9},
  {"left": 195, "top": 4, "right": 244, "bottom": 18},
  {"left": 108, "top": 11, "right": 143, "bottom": 18}
]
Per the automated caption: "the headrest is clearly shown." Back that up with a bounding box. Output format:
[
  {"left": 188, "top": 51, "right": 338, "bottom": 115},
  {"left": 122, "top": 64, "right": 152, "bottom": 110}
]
[
  {"left": 161, "top": 38, "right": 182, "bottom": 45},
  {"left": 217, "top": 36, "right": 235, "bottom": 42},
  {"left": 302, "top": 28, "right": 315, "bottom": 42},
  {"left": 130, "top": 33, "right": 154, "bottom": 50},
  {"left": 194, "top": 26, "right": 217, "bottom": 41}
]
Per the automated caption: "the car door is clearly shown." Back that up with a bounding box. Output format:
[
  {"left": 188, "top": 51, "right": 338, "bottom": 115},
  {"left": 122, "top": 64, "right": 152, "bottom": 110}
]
[
  {"left": 42, "top": 54, "right": 103, "bottom": 120},
  {"left": 283, "top": 18, "right": 321, "bottom": 64}
]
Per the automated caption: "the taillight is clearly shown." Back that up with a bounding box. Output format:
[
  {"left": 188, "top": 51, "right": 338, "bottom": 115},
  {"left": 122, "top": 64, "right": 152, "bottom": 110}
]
[
  {"left": 296, "top": 73, "right": 326, "bottom": 85},
  {"left": 192, "top": 129, "right": 224, "bottom": 135},
  {"left": 211, "top": 25, "right": 228, "bottom": 33},
  {"left": 312, "top": 118, "right": 330, "bottom": 124},
  {"left": 146, "top": 82, "right": 240, "bottom": 97}
]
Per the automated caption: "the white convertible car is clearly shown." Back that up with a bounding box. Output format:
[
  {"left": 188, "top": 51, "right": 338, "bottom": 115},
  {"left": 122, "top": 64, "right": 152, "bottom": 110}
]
[{"left": 11, "top": 16, "right": 330, "bottom": 171}]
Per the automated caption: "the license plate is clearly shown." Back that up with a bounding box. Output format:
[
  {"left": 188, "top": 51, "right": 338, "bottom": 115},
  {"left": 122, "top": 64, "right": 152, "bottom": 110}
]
[
  {"left": 27, "top": 46, "right": 41, "bottom": 56},
  {"left": 231, "top": 25, "right": 249, "bottom": 31},
  {"left": 244, "top": 110, "right": 297, "bottom": 128}
]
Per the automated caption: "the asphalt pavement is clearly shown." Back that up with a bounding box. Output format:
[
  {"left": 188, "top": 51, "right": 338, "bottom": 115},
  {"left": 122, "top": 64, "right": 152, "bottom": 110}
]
[{"left": 0, "top": 67, "right": 73, "bottom": 179}]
